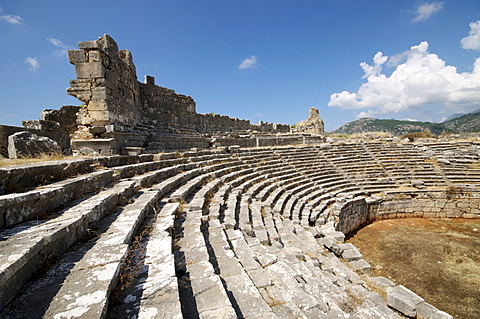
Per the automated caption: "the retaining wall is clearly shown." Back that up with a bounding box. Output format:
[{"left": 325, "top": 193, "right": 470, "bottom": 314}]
[{"left": 336, "top": 190, "right": 480, "bottom": 235}]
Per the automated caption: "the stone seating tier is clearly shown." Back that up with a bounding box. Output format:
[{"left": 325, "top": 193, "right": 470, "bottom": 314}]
[{"left": 1, "top": 142, "right": 475, "bottom": 318}]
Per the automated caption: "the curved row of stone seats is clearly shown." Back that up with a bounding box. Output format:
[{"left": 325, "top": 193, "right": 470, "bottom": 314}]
[
  {"left": 248, "top": 151, "right": 358, "bottom": 226},
  {"left": 0, "top": 154, "right": 170, "bottom": 196},
  {"left": 362, "top": 143, "right": 449, "bottom": 187},
  {"left": 0, "top": 142, "right": 469, "bottom": 318},
  {"left": 0, "top": 154, "right": 234, "bottom": 228},
  {"left": 314, "top": 149, "right": 396, "bottom": 192},
  {"left": 0, "top": 179, "right": 138, "bottom": 312},
  {"left": 421, "top": 142, "right": 480, "bottom": 185},
  {"left": 0, "top": 158, "right": 98, "bottom": 195},
  {"left": 0, "top": 169, "right": 114, "bottom": 228},
  {"left": 0, "top": 149, "right": 250, "bottom": 316}
]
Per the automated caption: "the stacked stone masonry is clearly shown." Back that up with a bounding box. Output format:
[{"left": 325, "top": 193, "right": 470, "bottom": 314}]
[
  {"left": 1, "top": 140, "right": 477, "bottom": 318},
  {"left": 67, "top": 34, "right": 293, "bottom": 155}
]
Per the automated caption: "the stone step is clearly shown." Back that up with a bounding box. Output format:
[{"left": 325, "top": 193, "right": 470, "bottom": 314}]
[
  {"left": 169, "top": 172, "right": 213, "bottom": 203},
  {"left": 0, "top": 158, "right": 97, "bottom": 195},
  {"left": 173, "top": 209, "right": 238, "bottom": 318},
  {"left": 43, "top": 188, "right": 160, "bottom": 319},
  {"left": 151, "top": 169, "right": 203, "bottom": 198},
  {"left": 260, "top": 205, "right": 281, "bottom": 244},
  {"left": 206, "top": 220, "right": 277, "bottom": 318},
  {"left": 132, "top": 165, "right": 181, "bottom": 188},
  {"left": 112, "top": 157, "right": 186, "bottom": 179},
  {"left": 0, "top": 180, "right": 137, "bottom": 311},
  {"left": 137, "top": 202, "right": 182, "bottom": 318},
  {"left": 0, "top": 169, "right": 114, "bottom": 228}
]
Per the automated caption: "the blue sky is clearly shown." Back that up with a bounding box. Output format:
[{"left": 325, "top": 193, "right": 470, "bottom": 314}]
[{"left": 1, "top": 1, "right": 479, "bottom": 131}]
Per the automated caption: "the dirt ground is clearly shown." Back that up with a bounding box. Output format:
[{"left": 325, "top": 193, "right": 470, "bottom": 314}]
[{"left": 346, "top": 218, "right": 480, "bottom": 319}]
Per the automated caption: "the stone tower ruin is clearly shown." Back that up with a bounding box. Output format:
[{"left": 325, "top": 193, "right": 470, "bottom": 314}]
[{"left": 292, "top": 107, "right": 325, "bottom": 134}]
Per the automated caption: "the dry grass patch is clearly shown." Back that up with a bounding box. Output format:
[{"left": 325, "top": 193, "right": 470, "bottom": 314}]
[
  {"left": 470, "top": 160, "right": 480, "bottom": 170},
  {"left": 347, "top": 218, "right": 480, "bottom": 319},
  {"left": 424, "top": 158, "right": 439, "bottom": 167},
  {"left": 0, "top": 153, "right": 72, "bottom": 167}
]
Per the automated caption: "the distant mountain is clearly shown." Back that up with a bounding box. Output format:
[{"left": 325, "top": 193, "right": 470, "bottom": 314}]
[
  {"left": 334, "top": 111, "right": 480, "bottom": 135},
  {"left": 333, "top": 118, "right": 451, "bottom": 135},
  {"left": 443, "top": 111, "right": 480, "bottom": 133},
  {"left": 442, "top": 109, "right": 480, "bottom": 123},
  {"left": 442, "top": 113, "right": 465, "bottom": 122}
]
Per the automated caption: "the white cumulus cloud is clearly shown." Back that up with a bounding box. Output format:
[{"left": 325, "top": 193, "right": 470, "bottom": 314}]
[
  {"left": 239, "top": 55, "right": 258, "bottom": 70},
  {"left": 412, "top": 2, "right": 444, "bottom": 23},
  {"left": 47, "top": 38, "right": 72, "bottom": 57},
  {"left": 461, "top": 20, "right": 480, "bottom": 51},
  {"left": 25, "top": 57, "right": 39, "bottom": 71},
  {"left": 360, "top": 52, "right": 388, "bottom": 78},
  {"left": 328, "top": 41, "right": 480, "bottom": 118}
]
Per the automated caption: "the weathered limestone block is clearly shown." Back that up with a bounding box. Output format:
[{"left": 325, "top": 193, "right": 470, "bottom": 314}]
[
  {"left": 348, "top": 259, "right": 372, "bottom": 274},
  {"left": 67, "top": 86, "right": 92, "bottom": 103},
  {"left": 91, "top": 87, "right": 108, "bottom": 100},
  {"left": 416, "top": 302, "right": 453, "bottom": 319},
  {"left": 74, "top": 62, "right": 106, "bottom": 79},
  {"left": 22, "top": 120, "right": 60, "bottom": 132},
  {"left": 68, "top": 49, "right": 86, "bottom": 63},
  {"left": 386, "top": 285, "right": 424, "bottom": 317},
  {"left": 78, "top": 39, "right": 101, "bottom": 50},
  {"left": 370, "top": 276, "right": 396, "bottom": 290},
  {"left": 75, "top": 147, "right": 100, "bottom": 157},
  {"left": 8, "top": 131, "right": 61, "bottom": 159},
  {"left": 87, "top": 49, "right": 104, "bottom": 62}
]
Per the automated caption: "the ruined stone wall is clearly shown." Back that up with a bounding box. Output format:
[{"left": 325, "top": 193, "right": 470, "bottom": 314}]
[
  {"left": 67, "top": 34, "right": 290, "bottom": 146},
  {"left": 68, "top": 35, "right": 141, "bottom": 138},
  {"left": 139, "top": 76, "right": 196, "bottom": 130},
  {"left": 40, "top": 105, "right": 81, "bottom": 136}
]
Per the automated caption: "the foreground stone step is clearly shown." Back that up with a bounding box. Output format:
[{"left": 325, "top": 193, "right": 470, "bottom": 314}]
[
  {"left": 173, "top": 208, "right": 239, "bottom": 318},
  {"left": 137, "top": 202, "right": 181, "bottom": 319},
  {"left": 44, "top": 189, "right": 161, "bottom": 319},
  {"left": 0, "top": 180, "right": 137, "bottom": 311},
  {"left": 0, "top": 158, "right": 97, "bottom": 195},
  {"left": 0, "top": 169, "right": 114, "bottom": 228}
]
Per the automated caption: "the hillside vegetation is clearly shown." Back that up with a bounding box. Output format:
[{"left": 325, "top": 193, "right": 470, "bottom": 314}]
[{"left": 334, "top": 111, "right": 480, "bottom": 135}]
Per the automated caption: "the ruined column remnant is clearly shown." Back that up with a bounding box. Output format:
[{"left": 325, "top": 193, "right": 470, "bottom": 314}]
[{"left": 292, "top": 107, "right": 325, "bottom": 134}]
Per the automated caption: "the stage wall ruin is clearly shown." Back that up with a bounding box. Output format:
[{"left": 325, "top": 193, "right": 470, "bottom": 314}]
[{"left": 67, "top": 34, "right": 292, "bottom": 154}]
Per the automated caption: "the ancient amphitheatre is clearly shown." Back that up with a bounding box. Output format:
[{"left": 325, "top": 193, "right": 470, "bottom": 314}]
[{"left": 1, "top": 35, "right": 479, "bottom": 318}]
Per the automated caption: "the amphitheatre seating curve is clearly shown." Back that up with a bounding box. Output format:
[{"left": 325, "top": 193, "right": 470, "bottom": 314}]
[{"left": 0, "top": 141, "right": 478, "bottom": 318}]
